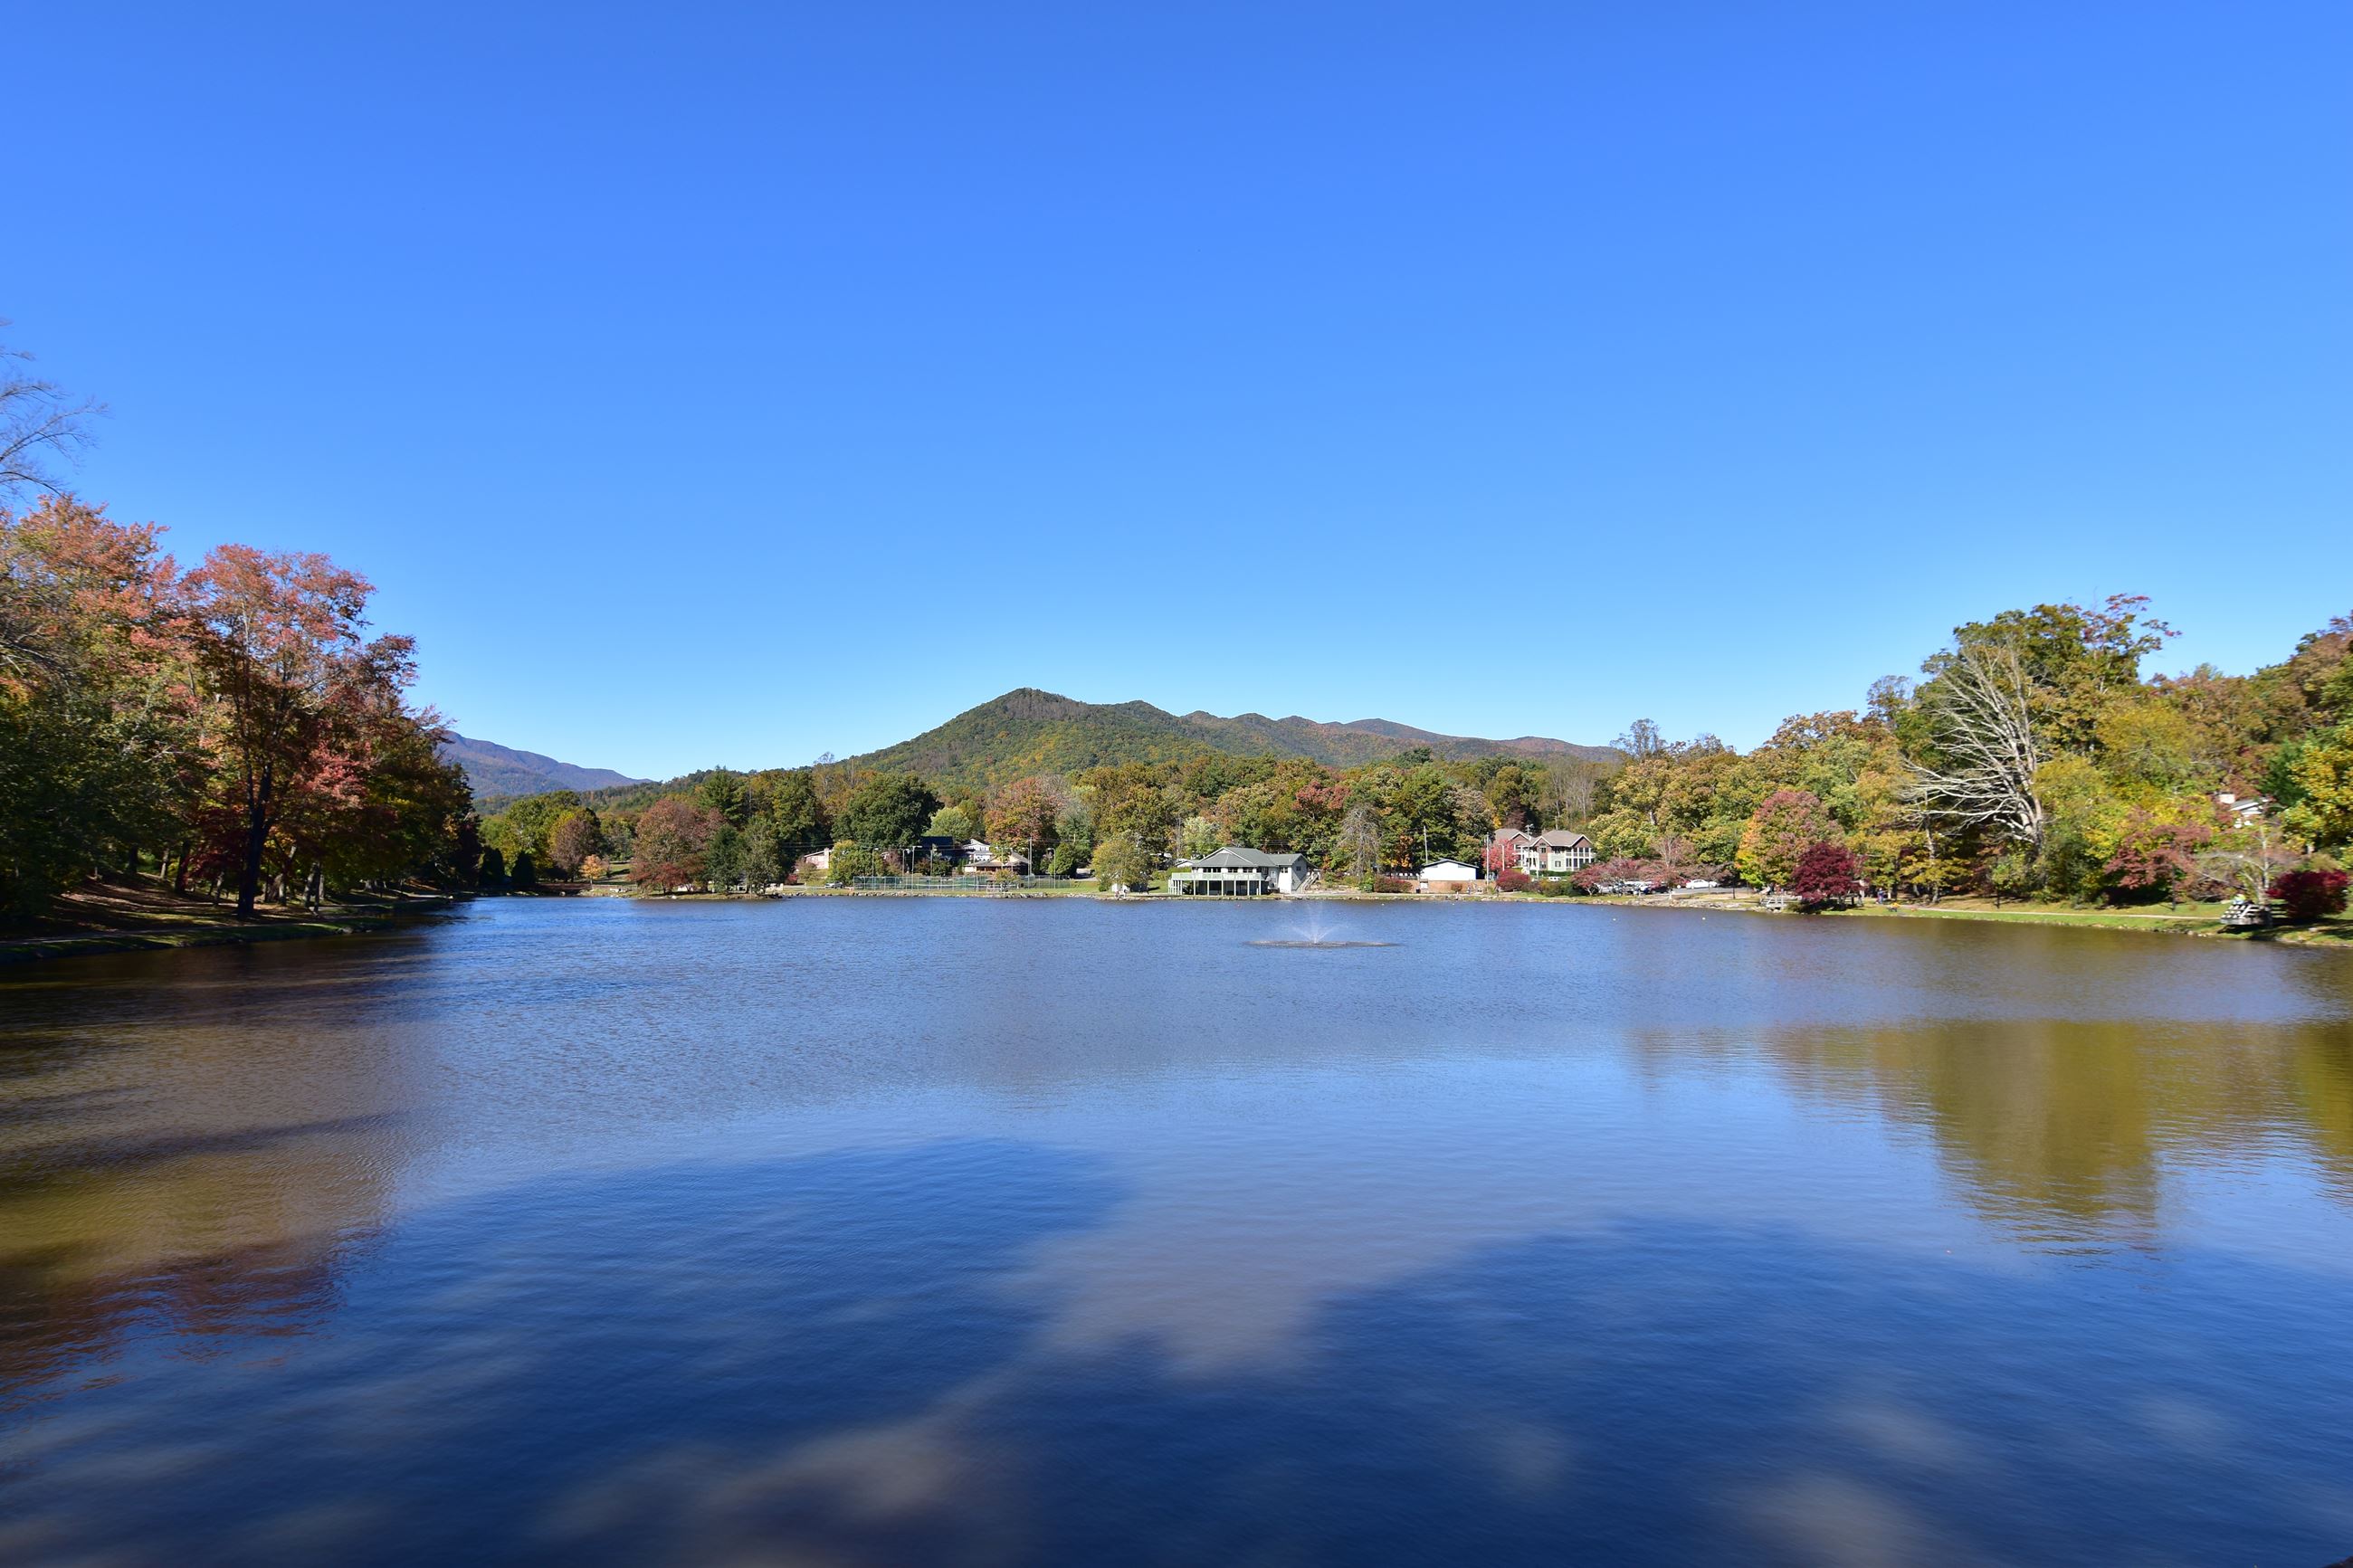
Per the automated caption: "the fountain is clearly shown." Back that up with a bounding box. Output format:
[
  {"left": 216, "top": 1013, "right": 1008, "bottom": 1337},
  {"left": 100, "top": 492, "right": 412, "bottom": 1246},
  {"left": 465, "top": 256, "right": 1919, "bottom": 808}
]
[{"left": 1247, "top": 909, "right": 1395, "bottom": 948}]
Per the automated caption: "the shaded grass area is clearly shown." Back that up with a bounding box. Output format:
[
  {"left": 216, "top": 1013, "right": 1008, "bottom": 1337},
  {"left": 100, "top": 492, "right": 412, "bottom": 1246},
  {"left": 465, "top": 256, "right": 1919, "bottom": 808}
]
[{"left": 0, "top": 876, "right": 457, "bottom": 965}]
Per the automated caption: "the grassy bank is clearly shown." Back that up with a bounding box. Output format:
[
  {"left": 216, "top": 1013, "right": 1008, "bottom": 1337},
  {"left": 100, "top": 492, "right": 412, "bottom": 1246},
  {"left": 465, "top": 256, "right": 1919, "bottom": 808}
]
[
  {"left": 0, "top": 877, "right": 460, "bottom": 965},
  {"left": 1567, "top": 889, "right": 2353, "bottom": 946}
]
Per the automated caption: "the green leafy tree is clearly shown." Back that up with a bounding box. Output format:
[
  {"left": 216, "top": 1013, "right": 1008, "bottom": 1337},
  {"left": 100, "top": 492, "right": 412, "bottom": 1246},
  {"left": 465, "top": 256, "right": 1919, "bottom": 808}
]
[
  {"left": 741, "top": 827, "right": 780, "bottom": 889},
  {"left": 928, "top": 803, "right": 979, "bottom": 841},
  {"left": 1093, "top": 834, "right": 1153, "bottom": 891},
  {"left": 477, "top": 845, "right": 506, "bottom": 887},
  {"left": 767, "top": 769, "right": 830, "bottom": 860},
  {"left": 492, "top": 791, "right": 584, "bottom": 866},
  {"left": 703, "top": 823, "right": 744, "bottom": 891},
  {"left": 839, "top": 772, "right": 940, "bottom": 849},
  {"left": 697, "top": 768, "right": 749, "bottom": 827},
  {"left": 825, "top": 841, "right": 891, "bottom": 884},
  {"left": 2282, "top": 727, "right": 2353, "bottom": 849},
  {"left": 1179, "top": 814, "right": 1223, "bottom": 859}
]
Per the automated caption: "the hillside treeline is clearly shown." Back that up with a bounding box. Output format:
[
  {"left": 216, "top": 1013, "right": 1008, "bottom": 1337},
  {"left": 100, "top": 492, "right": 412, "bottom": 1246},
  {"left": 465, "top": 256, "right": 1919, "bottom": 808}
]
[
  {"left": 1584, "top": 595, "right": 2348, "bottom": 904},
  {"left": 478, "top": 748, "right": 1615, "bottom": 891},
  {"left": 482, "top": 593, "right": 2350, "bottom": 906}
]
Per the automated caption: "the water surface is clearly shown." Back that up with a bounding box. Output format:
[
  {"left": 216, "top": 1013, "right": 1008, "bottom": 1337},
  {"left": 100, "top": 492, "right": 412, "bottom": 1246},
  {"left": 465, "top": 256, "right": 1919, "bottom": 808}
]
[{"left": 4, "top": 898, "right": 2350, "bottom": 1565}]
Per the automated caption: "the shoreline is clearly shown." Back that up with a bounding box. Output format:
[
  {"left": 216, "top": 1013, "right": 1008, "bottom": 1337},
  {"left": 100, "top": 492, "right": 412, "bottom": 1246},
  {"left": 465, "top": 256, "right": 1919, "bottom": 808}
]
[
  {"left": 620, "top": 882, "right": 2353, "bottom": 949},
  {"left": 9, "top": 884, "right": 2342, "bottom": 966},
  {"left": 0, "top": 895, "right": 462, "bottom": 967}
]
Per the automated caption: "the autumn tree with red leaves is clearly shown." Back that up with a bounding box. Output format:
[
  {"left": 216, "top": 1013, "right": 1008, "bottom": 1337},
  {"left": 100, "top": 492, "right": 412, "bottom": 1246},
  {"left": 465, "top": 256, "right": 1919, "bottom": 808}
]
[
  {"left": 185, "top": 545, "right": 459, "bottom": 917},
  {"left": 1788, "top": 841, "right": 1863, "bottom": 908}
]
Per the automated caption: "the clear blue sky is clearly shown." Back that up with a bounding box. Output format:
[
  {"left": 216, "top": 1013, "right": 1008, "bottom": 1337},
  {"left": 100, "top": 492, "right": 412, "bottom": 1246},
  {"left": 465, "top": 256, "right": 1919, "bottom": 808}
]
[{"left": 10, "top": 3, "right": 2348, "bottom": 778}]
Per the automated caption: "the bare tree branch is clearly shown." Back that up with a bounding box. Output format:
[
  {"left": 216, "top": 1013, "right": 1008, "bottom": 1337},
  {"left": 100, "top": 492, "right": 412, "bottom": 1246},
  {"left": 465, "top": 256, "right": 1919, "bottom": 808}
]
[
  {"left": 1902, "top": 640, "right": 2046, "bottom": 850},
  {"left": 0, "top": 325, "right": 106, "bottom": 502}
]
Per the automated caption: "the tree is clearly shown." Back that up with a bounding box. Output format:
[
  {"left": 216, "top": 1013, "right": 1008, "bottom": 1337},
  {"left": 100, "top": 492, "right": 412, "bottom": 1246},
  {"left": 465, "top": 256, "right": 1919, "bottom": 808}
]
[
  {"left": 824, "top": 841, "right": 891, "bottom": 885},
  {"left": 838, "top": 772, "right": 939, "bottom": 849},
  {"left": 1093, "top": 835, "right": 1153, "bottom": 891},
  {"left": 703, "top": 823, "right": 744, "bottom": 892},
  {"left": 477, "top": 844, "right": 506, "bottom": 887},
  {"left": 1788, "top": 841, "right": 1862, "bottom": 908},
  {"left": 767, "top": 769, "right": 830, "bottom": 860},
  {"left": 2270, "top": 870, "right": 2348, "bottom": 923},
  {"left": 2195, "top": 818, "right": 2296, "bottom": 905},
  {"left": 2101, "top": 808, "right": 2210, "bottom": 901},
  {"left": 185, "top": 544, "right": 415, "bottom": 917},
  {"left": 697, "top": 768, "right": 749, "bottom": 827},
  {"left": 740, "top": 827, "right": 780, "bottom": 890},
  {"left": 1736, "top": 788, "right": 1839, "bottom": 889},
  {"left": 1336, "top": 802, "right": 1379, "bottom": 884},
  {"left": 548, "top": 809, "right": 604, "bottom": 876},
  {"left": 577, "top": 852, "right": 606, "bottom": 882},
  {"left": 1615, "top": 718, "right": 1666, "bottom": 759},
  {"left": 2282, "top": 727, "right": 2353, "bottom": 849},
  {"left": 486, "top": 790, "right": 582, "bottom": 866},
  {"left": 988, "top": 776, "right": 1063, "bottom": 858},
  {"left": 510, "top": 851, "right": 537, "bottom": 887},
  {"left": 631, "top": 796, "right": 719, "bottom": 889},
  {"left": 928, "top": 803, "right": 979, "bottom": 841},
  {"left": 1904, "top": 638, "right": 2047, "bottom": 857},
  {"left": 1488, "top": 765, "right": 1535, "bottom": 829},
  {"left": 0, "top": 328, "right": 104, "bottom": 502},
  {"left": 0, "top": 497, "right": 192, "bottom": 913},
  {"left": 1179, "top": 814, "right": 1223, "bottom": 859}
]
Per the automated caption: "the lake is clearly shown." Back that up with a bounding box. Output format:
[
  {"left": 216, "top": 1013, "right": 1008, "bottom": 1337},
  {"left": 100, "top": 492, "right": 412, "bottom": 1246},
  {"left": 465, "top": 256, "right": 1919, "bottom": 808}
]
[{"left": 3, "top": 898, "right": 2350, "bottom": 1566}]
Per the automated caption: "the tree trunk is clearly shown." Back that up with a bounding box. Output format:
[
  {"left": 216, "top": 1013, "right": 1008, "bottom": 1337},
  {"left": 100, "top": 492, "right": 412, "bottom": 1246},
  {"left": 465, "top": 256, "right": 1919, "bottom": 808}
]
[
  {"left": 236, "top": 771, "right": 272, "bottom": 919},
  {"left": 173, "top": 841, "right": 191, "bottom": 895}
]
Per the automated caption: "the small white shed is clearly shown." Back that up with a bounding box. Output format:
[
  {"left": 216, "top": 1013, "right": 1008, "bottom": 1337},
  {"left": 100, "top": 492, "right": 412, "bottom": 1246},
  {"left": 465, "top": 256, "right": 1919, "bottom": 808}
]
[{"left": 1419, "top": 859, "right": 1479, "bottom": 889}]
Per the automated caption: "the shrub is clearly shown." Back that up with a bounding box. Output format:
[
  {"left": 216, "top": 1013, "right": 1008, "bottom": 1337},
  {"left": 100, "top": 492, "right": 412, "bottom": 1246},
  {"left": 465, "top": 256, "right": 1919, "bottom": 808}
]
[
  {"left": 1788, "top": 841, "right": 1862, "bottom": 908},
  {"left": 1374, "top": 875, "right": 1415, "bottom": 895},
  {"left": 1494, "top": 868, "right": 1532, "bottom": 893},
  {"left": 2269, "top": 869, "right": 2349, "bottom": 923},
  {"left": 1573, "top": 857, "right": 1662, "bottom": 893}
]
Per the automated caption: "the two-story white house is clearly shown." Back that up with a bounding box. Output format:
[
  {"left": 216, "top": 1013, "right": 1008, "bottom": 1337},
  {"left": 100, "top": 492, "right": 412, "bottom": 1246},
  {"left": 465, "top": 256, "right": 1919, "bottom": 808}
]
[
  {"left": 1168, "top": 846, "right": 1315, "bottom": 896},
  {"left": 1487, "top": 827, "right": 1597, "bottom": 877}
]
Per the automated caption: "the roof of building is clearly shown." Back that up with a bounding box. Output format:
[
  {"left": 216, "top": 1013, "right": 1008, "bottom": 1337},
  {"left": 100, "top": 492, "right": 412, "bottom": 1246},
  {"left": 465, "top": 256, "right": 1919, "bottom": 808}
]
[
  {"left": 1181, "top": 846, "right": 1310, "bottom": 870},
  {"left": 1534, "top": 829, "right": 1591, "bottom": 848},
  {"left": 1421, "top": 860, "right": 1478, "bottom": 875}
]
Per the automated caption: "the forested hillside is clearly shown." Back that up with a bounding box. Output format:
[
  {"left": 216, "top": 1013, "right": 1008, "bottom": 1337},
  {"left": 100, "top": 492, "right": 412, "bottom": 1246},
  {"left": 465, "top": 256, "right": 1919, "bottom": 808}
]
[{"left": 842, "top": 688, "right": 1614, "bottom": 794}]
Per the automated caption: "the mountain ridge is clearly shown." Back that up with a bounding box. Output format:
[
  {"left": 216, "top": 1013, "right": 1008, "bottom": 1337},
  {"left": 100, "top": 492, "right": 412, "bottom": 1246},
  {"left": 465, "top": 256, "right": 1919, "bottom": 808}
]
[
  {"left": 438, "top": 733, "right": 648, "bottom": 803},
  {"left": 842, "top": 689, "right": 1615, "bottom": 794}
]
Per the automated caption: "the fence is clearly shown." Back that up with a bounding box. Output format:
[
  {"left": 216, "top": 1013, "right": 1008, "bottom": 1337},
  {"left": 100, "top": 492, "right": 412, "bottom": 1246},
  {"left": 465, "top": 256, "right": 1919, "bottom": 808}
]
[{"left": 844, "top": 874, "right": 1081, "bottom": 894}]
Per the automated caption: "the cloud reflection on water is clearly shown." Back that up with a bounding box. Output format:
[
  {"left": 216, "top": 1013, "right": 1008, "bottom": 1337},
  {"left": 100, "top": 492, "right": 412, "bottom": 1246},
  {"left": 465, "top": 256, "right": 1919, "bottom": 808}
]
[{"left": 4, "top": 900, "right": 2353, "bottom": 1563}]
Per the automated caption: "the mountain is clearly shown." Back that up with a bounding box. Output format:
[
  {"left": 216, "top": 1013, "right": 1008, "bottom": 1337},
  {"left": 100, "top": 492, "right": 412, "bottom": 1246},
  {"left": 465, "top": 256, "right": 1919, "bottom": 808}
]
[
  {"left": 843, "top": 689, "right": 1615, "bottom": 794},
  {"left": 438, "top": 733, "right": 648, "bottom": 803}
]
